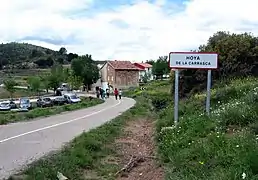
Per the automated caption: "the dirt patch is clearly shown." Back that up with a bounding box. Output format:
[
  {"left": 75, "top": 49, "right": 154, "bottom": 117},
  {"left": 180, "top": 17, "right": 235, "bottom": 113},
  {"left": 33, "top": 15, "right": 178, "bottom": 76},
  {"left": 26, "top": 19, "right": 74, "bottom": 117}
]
[{"left": 114, "top": 118, "right": 164, "bottom": 180}]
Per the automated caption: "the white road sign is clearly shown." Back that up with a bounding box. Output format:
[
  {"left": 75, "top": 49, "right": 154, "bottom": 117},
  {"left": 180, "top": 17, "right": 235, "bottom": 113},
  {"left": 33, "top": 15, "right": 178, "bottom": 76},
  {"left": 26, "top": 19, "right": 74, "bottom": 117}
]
[{"left": 169, "top": 52, "right": 218, "bottom": 69}]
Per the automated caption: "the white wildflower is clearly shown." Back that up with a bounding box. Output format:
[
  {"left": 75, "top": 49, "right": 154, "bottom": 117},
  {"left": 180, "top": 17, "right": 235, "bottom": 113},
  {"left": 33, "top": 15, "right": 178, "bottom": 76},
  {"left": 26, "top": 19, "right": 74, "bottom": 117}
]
[{"left": 242, "top": 172, "right": 246, "bottom": 179}]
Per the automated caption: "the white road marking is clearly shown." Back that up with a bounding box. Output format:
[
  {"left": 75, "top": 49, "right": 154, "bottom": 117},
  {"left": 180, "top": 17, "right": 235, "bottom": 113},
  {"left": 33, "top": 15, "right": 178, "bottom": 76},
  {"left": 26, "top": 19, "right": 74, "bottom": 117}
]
[{"left": 0, "top": 100, "right": 121, "bottom": 144}]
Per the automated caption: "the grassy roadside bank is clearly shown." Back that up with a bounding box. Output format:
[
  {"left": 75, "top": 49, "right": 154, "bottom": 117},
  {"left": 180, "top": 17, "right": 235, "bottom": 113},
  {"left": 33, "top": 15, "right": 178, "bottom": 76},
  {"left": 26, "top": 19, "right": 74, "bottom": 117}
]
[
  {"left": 0, "top": 97, "right": 103, "bottom": 125},
  {"left": 156, "top": 77, "right": 258, "bottom": 179},
  {"left": 9, "top": 97, "right": 153, "bottom": 180}
]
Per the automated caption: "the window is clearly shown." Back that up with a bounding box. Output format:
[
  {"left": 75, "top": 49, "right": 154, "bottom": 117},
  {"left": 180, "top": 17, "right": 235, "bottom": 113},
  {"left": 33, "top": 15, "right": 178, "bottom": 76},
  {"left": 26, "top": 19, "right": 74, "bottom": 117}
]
[
  {"left": 70, "top": 95, "right": 77, "bottom": 99},
  {"left": 111, "top": 76, "right": 114, "bottom": 81},
  {"left": 108, "top": 76, "right": 110, "bottom": 81}
]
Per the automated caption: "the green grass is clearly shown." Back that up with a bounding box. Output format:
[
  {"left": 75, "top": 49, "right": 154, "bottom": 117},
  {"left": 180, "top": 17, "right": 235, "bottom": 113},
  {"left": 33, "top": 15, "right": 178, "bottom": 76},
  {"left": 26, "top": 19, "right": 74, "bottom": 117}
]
[
  {"left": 155, "top": 77, "right": 258, "bottom": 179},
  {"left": 0, "top": 97, "right": 103, "bottom": 125},
  {"left": 11, "top": 97, "right": 152, "bottom": 180}
]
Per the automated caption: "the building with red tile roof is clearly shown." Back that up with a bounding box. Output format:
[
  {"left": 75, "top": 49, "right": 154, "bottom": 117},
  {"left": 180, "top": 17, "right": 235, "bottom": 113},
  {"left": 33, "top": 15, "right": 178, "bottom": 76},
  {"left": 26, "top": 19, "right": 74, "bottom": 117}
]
[
  {"left": 93, "top": 60, "right": 140, "bottom": 89},
  {"left": 109, "top": 60, "right": 140, "bottom": 70},
  {"left": 134, "top": 62, "right": 154, "bottom": 81},
  {"left": 134, "top": 63, "right": 152, "bottom": 69}
]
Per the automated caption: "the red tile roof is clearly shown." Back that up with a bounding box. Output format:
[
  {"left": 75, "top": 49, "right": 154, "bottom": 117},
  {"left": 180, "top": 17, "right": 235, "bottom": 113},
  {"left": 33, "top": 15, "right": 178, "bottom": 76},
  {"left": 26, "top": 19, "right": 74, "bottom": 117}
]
[
  {"left": 108, "top": 60, "right": 140, "bottom": 70},
  {"left": 134, "top": 63, "right": 152, "bottom": 68}
]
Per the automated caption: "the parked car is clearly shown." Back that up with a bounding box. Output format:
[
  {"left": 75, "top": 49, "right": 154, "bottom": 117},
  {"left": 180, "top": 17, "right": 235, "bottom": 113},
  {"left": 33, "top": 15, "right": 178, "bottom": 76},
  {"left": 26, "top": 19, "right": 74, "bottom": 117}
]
[
  {"left": 63, "top": 93, "right": 81, "bottom": 103},
  {"left": 6, "top": 100, "right": 17, "bottom": 109},
  {"left": 0, "top": 101, "right": 11, "bottom": 111},
  {"left": 36, "top": 97, "right": 53, "bottom": 107},
  {"left": 19, "top": 97, "right": 32, "bottom": 110},
  {"left": 53, "top": 96, "right": 66, "bottom": 106}
]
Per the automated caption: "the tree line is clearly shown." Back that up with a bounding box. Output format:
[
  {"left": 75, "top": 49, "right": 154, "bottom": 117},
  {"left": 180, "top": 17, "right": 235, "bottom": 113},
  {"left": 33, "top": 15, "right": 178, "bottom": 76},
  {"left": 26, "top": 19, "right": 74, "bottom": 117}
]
[{"left": 3, "top": 54, "right": 99, "bottom": 97}]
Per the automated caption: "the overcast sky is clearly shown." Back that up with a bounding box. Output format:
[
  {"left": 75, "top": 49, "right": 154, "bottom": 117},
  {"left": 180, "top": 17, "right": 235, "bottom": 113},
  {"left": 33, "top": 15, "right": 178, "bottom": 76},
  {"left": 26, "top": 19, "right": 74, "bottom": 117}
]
[{"left": 1, "top": 0, "right": 257, "bottom": 61}]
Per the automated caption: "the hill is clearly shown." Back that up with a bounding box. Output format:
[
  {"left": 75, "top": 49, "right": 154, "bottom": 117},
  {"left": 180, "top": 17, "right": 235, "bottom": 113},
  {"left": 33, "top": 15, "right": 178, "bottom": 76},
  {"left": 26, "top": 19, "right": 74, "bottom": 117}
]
[{"left": 0, "top": 42, "right": 78, "bottom": 69}]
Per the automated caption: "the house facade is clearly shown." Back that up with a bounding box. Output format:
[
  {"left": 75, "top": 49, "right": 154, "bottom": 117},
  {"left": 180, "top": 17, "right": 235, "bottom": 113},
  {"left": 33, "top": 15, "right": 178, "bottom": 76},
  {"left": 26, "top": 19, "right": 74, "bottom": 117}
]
[
  {"left": 93, "top": 60, "right": 140, "bottom": 90},
  {"left": 134, "top": 62, "right": 153, "bottom": 82},
  {"left": 104, "top": 60, "right": 140, "bottom": 89}
]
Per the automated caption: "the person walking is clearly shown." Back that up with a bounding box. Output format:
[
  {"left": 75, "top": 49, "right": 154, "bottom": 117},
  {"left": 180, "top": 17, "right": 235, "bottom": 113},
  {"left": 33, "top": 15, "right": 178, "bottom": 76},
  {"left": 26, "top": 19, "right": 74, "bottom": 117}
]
[
  {"left": 99, "top": 88, "right": 103, "bottom": 99},
  {"left": 114, "top": 88, "right": 118, "bottom": 100},
  {"left": 106, "top": 88, "right": 110, "bottom": 98},
  {"left": 102, "top": 89, "right": 106, "bottom": 100},
  {"left": 96, "top": 87, "right": 100, "bottom": 98},
  {"left": 119, "top": 89, "right": 122, "bottom": 100}
]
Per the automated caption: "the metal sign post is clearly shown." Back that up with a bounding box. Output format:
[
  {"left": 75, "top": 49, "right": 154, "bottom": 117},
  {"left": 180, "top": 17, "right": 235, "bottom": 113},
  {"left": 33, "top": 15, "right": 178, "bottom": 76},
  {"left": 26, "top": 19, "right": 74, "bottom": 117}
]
[
  {"left": 169, "top": 52, "right": 218, "bottom": 125},
  {"left": 174, "top": 69, "right": 179, "bottom": 125},
  {"left": 206, "top": 70, "right": 212, "bottom": 115}
]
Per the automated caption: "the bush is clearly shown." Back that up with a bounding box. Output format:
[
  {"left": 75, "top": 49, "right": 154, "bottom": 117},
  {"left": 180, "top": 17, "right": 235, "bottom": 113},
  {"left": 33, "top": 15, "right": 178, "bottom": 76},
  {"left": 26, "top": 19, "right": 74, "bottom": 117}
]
[{"left": 151, "top": 95, "right": 170, "bottom": 111}]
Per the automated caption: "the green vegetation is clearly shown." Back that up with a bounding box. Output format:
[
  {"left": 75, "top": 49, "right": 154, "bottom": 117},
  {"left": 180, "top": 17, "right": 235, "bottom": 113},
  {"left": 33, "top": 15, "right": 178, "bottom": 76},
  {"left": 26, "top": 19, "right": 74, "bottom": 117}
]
[
  {"left": 176, "top": 31, "right": 258, "bottom": 97},
  {"left": 0, "top": 87, "right": 48, "bottom": 99},
  {"left": 124, "top": 77, "right": 258, "bottom": 179},
  {"left": 147, "top": 56, "right": 170, "bottom": 79},
  {"left": 0, "top": 42, "right": 78, "bottom": 69},
  {"left": 0, "top": 56, "right": 99, "bottom": 97},
  {"left": 71, "top": 54, "right": 99, "bottom": 90},
  {"left": 156, "top": 77, "right": 258, "bottom": 179},
  {"left": 27, "top": 76, "right": 41, "bottom": 95},
  {"left": 0, "top": 97, "right": 103, "bottom": 125},
  {"left": 11, "top": 97, "right": 151, "bottom": 179},
  {"left": 2, "top": 78, "right": 17, "bottom": 98}
]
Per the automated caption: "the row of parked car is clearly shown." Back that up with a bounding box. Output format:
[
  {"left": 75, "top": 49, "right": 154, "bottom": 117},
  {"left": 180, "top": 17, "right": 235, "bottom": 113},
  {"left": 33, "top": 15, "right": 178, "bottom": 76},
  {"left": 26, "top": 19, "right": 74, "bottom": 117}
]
[{"left": 0, "top": 93, "right": 82, "bottom": 111}]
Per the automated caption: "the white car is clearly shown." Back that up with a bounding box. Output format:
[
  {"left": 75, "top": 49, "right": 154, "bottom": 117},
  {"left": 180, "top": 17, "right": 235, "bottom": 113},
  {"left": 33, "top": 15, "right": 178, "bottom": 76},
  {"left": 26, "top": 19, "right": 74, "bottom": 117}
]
[
  {"left": 63, "top": 93, "right": 81, "bottom": 103},
  {"left": 0, "top": 101, "right": 11, "bottom": 111}
]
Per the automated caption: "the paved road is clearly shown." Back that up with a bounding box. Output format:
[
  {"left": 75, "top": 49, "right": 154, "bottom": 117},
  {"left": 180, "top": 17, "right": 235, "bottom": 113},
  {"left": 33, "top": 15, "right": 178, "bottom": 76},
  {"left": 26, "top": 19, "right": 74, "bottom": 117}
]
[{"left": 0, "top": 97, "right": 135, "bottom": 179}]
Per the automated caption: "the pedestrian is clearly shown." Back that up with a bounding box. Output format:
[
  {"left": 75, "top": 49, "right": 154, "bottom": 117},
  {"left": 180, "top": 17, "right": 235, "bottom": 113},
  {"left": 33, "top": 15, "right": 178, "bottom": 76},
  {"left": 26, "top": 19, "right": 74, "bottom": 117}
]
[
  {"left": 99, "top": 87, "right": 103, "bottom": 99},
  {"left": 96, "top": 87, "right": 100, "bottom": 98},
  {"left": 96, "top": 90, "right": 99, "bottom": 98},
  {"left": 114, "top": 88, "right": 118, "bottom": 100},
  {"left": 119, "top": 89, "right": 122, "bottom": 99},
  {"left": 106, "top": 88, "right": 110, "bottom": 98},
  {"left": 102, "top": 88, "right": 106, "bottom": 100}
]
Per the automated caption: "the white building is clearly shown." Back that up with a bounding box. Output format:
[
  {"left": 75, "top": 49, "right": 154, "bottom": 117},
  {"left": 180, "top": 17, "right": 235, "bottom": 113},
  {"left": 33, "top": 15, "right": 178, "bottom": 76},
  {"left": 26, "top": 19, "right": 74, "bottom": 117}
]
[
  {"left": 133, "top": 62, "right": 153, "bottom": 82},
  {"left": 92, "top": 60, "right": 109, "bottom": 91}
]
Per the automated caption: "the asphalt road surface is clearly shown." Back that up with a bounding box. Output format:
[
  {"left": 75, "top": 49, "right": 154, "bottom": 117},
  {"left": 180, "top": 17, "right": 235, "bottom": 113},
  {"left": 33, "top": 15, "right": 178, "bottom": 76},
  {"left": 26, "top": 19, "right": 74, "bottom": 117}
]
[{"left": 0, "top": 97, "right": 135, "bottom": 179}]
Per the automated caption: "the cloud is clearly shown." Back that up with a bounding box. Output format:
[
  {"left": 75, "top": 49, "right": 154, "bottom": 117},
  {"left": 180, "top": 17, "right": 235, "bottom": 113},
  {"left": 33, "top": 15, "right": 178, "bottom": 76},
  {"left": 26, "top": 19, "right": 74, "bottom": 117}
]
[{"left": 0, "top": 0, "right": 258, "bottom": 61}]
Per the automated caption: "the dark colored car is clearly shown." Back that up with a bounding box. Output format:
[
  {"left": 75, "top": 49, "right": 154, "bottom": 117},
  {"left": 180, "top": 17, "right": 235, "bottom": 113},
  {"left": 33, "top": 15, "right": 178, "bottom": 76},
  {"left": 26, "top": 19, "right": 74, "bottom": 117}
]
[
  {"left": 9, "top": 100, "right": 17, "bottom": 109},
  {"left": 52, "top": 97, "right": 66, "bottom": 106},
  {"left": 36, "top": 97, "right": 53, "bottom": 108}
]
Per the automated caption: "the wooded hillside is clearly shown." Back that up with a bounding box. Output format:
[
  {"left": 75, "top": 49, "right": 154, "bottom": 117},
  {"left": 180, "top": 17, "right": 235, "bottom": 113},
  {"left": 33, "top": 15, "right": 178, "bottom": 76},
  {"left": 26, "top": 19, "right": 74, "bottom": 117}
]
[{"left": 0, "top": 42, "right": 78, "bottom": 69}]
